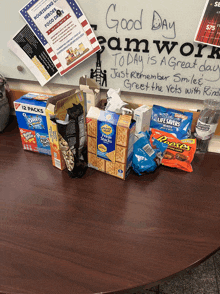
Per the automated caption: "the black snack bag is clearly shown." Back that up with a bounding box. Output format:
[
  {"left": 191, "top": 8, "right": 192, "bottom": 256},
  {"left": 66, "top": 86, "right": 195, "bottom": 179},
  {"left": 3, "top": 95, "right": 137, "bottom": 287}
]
[{"left": 50, "top": 103, "right": 87, "bottom": 178}]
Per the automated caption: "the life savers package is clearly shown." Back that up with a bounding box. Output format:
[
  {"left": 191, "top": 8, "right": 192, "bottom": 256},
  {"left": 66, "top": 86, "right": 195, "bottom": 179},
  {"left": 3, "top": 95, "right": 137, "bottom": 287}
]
[
  {"left": 14, "top": 93, "right": 53, "bottom": 155},
  {"left": 86, "top": 106, "right": 136, "bottom": 180},
  {"left": 150, "top": 105, "right": 193, "bottom": 140}
]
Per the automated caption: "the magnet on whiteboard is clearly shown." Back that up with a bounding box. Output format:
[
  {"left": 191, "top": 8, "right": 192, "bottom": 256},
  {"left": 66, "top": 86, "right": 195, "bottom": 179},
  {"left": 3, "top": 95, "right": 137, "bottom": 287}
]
[{"left": 17, "top": 66, "right": 24, "bottom": 72}]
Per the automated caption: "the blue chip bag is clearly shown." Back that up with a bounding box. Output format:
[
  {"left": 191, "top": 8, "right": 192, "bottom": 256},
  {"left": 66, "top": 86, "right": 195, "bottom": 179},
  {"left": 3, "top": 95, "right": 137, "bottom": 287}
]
[
  {"left": 150, "top": 105, "right": 193, "bottom": 140},
  {"left": 132, "top": 131, "right": 168, "bottom": 175}
]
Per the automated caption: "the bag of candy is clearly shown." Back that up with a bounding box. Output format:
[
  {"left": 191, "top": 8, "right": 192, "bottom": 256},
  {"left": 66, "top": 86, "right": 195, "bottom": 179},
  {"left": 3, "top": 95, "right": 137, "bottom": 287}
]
[
  {"left": 150, "top": 129, "right": 196, "bottom": 172},
  {"left": 150, "top": 105, "right": 193, "bottom": 140},
  {"left": 132, "top": 131, "right": 168, "bottom": 175}
]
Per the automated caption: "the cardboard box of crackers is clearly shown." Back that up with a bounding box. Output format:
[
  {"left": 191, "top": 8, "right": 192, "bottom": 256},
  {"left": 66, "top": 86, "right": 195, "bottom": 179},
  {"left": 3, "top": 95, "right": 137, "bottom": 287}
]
[
  {"left": 86, "top": 106, "right": 136, "bottom": 180},
  {"left": 45, "top": 89, "right": 85, "bottom": 170},
  {"left": 14, "top": 92, "right": 54, "bottom": 155}
]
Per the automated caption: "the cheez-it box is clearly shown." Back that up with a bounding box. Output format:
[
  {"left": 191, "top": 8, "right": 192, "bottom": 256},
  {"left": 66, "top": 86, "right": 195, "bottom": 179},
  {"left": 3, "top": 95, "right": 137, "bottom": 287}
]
[
  {"left": 86, "top": 106, "right": 136, "bottom": 180},
  {"left": 45, "top": 89, "right": 85, "bottom": 171}
]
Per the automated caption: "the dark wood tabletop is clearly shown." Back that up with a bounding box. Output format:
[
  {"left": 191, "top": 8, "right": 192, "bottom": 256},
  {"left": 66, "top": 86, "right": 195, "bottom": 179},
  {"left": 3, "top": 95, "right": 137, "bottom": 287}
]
[{"left": 1, "top": 116, "right": 220, "bottom": 294}]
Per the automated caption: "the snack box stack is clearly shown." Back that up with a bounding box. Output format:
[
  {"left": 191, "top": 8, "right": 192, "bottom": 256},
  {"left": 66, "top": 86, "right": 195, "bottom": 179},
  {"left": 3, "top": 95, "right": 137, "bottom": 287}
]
[
  {"left": 45, "top": 89, "right": 85, "bottom": 171},
  {"left": 14, "top": 92, "right": 54, "bottom": 155},
  {"left": 86, "top": 106, "right": 136, "bottom": 180}
]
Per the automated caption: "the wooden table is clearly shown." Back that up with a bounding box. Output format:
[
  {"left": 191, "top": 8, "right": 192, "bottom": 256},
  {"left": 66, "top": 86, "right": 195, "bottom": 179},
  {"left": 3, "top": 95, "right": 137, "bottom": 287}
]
[{"left": 1, "top": 116, "right": 220, "bottom": 294}]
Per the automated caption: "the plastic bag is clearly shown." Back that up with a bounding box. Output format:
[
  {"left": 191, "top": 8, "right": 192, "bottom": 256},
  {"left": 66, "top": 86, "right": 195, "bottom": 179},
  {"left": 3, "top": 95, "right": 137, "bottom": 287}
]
[
  {"left": 132, "top": 131, "right": 168, "bottom": 175},
  {"left": 150, "top": 129, "right": 196, "bottom": 172},
  {"left": 150, "top": 105, "right": 193, "bottom": 140},
  {"left": 105, "top": 88, "right": 127, "bottom": 114},
  {"left": 50, "top": 103, "right": 87, "bottom": 178}
]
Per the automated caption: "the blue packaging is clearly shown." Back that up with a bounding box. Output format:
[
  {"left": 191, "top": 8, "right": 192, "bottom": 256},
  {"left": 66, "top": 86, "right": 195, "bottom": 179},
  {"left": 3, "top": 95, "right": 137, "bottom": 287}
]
[
  {"left": 132, "top": 131, "right": 168, "bottom": 175},
  {"left": 22, "top": 113, "right": 45, "bottom": 130},
  {"left": 97, "top": 110, "right": 119, "bottom": 161},
  {"left": 150, "top": 105, "right": 193, "bottom": 140},
  {"left": 14, "top": 93, "right": 53, "bottom": 155}
]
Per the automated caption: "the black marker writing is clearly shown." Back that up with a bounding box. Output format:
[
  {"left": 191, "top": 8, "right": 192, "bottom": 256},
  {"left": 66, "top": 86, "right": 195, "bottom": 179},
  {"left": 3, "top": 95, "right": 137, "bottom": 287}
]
[
  {"left": 106, "top": 4, "right": 143, "bottom": 33},
  {"left": 152, "top": 10, "right": 176, "bottom": 39}
]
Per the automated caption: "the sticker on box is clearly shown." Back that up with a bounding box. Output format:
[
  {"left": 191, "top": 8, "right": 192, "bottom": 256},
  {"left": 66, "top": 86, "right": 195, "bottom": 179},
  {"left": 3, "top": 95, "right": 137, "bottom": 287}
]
[
  {"left": 23, "top": 113, "right": 45, "bottom": 130},
  {"left": 97, "top": 121, "right": 117, "bottom": 161},
  {"left": 36, "top": 133, "right": 51, "bottom": 154}
]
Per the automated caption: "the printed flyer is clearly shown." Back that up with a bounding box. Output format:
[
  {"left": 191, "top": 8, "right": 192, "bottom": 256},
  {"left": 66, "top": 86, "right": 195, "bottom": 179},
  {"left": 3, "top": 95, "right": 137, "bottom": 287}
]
[
  {"left": 7, "top": 25, "right": 58, "bottom": 86},
  {"left": 20, "top": 0, "right": 101, "bottom": 76},
  {"left": 195, "top": 0, "right": 220, "bottom": 47}
]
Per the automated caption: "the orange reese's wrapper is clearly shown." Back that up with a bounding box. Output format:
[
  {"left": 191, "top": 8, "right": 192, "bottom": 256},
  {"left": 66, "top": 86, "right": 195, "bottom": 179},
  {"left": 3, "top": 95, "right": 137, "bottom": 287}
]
[{"left": 150, "top": 129, "right": 196, "bottom": 172}]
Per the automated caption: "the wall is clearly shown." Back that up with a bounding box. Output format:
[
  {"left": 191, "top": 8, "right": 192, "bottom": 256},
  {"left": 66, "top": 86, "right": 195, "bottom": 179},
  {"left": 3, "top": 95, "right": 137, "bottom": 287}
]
[{"left": 2, "top": 0, "right": 220, "bottom": 101}]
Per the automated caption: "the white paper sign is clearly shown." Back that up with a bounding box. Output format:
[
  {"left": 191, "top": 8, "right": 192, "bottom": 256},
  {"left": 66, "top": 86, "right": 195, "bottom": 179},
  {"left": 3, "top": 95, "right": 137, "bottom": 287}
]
[{"left": 20, "top": 0, "right": 101, "bottom": 76}]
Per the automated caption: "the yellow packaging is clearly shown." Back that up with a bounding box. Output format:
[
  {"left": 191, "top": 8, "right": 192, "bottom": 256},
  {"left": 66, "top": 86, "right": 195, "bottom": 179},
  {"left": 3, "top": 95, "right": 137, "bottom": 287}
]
[
  {"left": 45, "top": 89, "right": 85, "bottom": 170},
  {"left": 88, "top": 152, "right": 106, "bottom": 172},
  {"left": 86, "top": 106, "right": 136, "bottom": 180}
]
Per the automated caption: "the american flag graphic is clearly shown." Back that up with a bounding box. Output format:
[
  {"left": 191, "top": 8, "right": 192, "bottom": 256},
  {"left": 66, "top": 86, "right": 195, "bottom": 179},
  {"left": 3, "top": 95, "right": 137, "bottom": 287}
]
[
  {"left": 20, "top": 0, "right": 100, "bottom": 76},
  {"left": 66, "top": 0, "right": 83, "bottom": 18},
  {"left": 59, "top": 0, "right": 101, "bottom": 76},
  {"left": 20, "top": 0, "right": 48, "bottom": 46},
  {"left": 195, "top": 0, "right": 220, "bottom": 47}
]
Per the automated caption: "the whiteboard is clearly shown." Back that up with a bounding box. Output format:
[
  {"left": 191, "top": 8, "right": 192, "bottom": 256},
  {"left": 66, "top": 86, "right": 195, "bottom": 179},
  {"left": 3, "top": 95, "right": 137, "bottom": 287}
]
[{"left": 2, "top": 0, "right": 220, "bottom": 100}]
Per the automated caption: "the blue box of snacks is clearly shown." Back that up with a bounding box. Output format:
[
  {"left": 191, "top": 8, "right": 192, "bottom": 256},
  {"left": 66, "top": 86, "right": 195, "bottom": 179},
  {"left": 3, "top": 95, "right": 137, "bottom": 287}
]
[{"left": 14, "top": 92, "right": 53, "bottom": 155}]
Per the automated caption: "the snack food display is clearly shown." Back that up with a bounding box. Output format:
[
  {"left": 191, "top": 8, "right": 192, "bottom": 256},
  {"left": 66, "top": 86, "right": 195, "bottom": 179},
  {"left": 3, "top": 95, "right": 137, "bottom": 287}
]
[
  {"left": 14, "top": 84, "right": 199, "bottom": 179},
  {"left": 150, "top": 129, "right": 196, "bottom": 172},
  {"left": 150, "top": 105, "right": 193, "bottom": 140}
]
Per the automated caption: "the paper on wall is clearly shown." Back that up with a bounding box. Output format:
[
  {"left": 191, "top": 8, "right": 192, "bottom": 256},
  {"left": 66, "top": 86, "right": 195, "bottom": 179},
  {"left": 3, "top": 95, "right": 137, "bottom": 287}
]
[
  {"left": 7, "top": 25, "right": 58, "bottom": 86},
  {"left": 195, "top": 0, "right": 220, "bottom": 47},
  {"left": 20, "top": 0, "right": 101, "bottom": 76}
]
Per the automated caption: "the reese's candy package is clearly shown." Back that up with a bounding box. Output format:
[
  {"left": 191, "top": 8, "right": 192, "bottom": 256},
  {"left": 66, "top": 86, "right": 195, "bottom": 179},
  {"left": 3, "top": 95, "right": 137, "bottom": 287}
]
[
  {"left": 150, "top": 129, "right": 196, "bottom": 172},
  {"left": 150, "top": 105, "right": 193, "bottom": 140}
]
